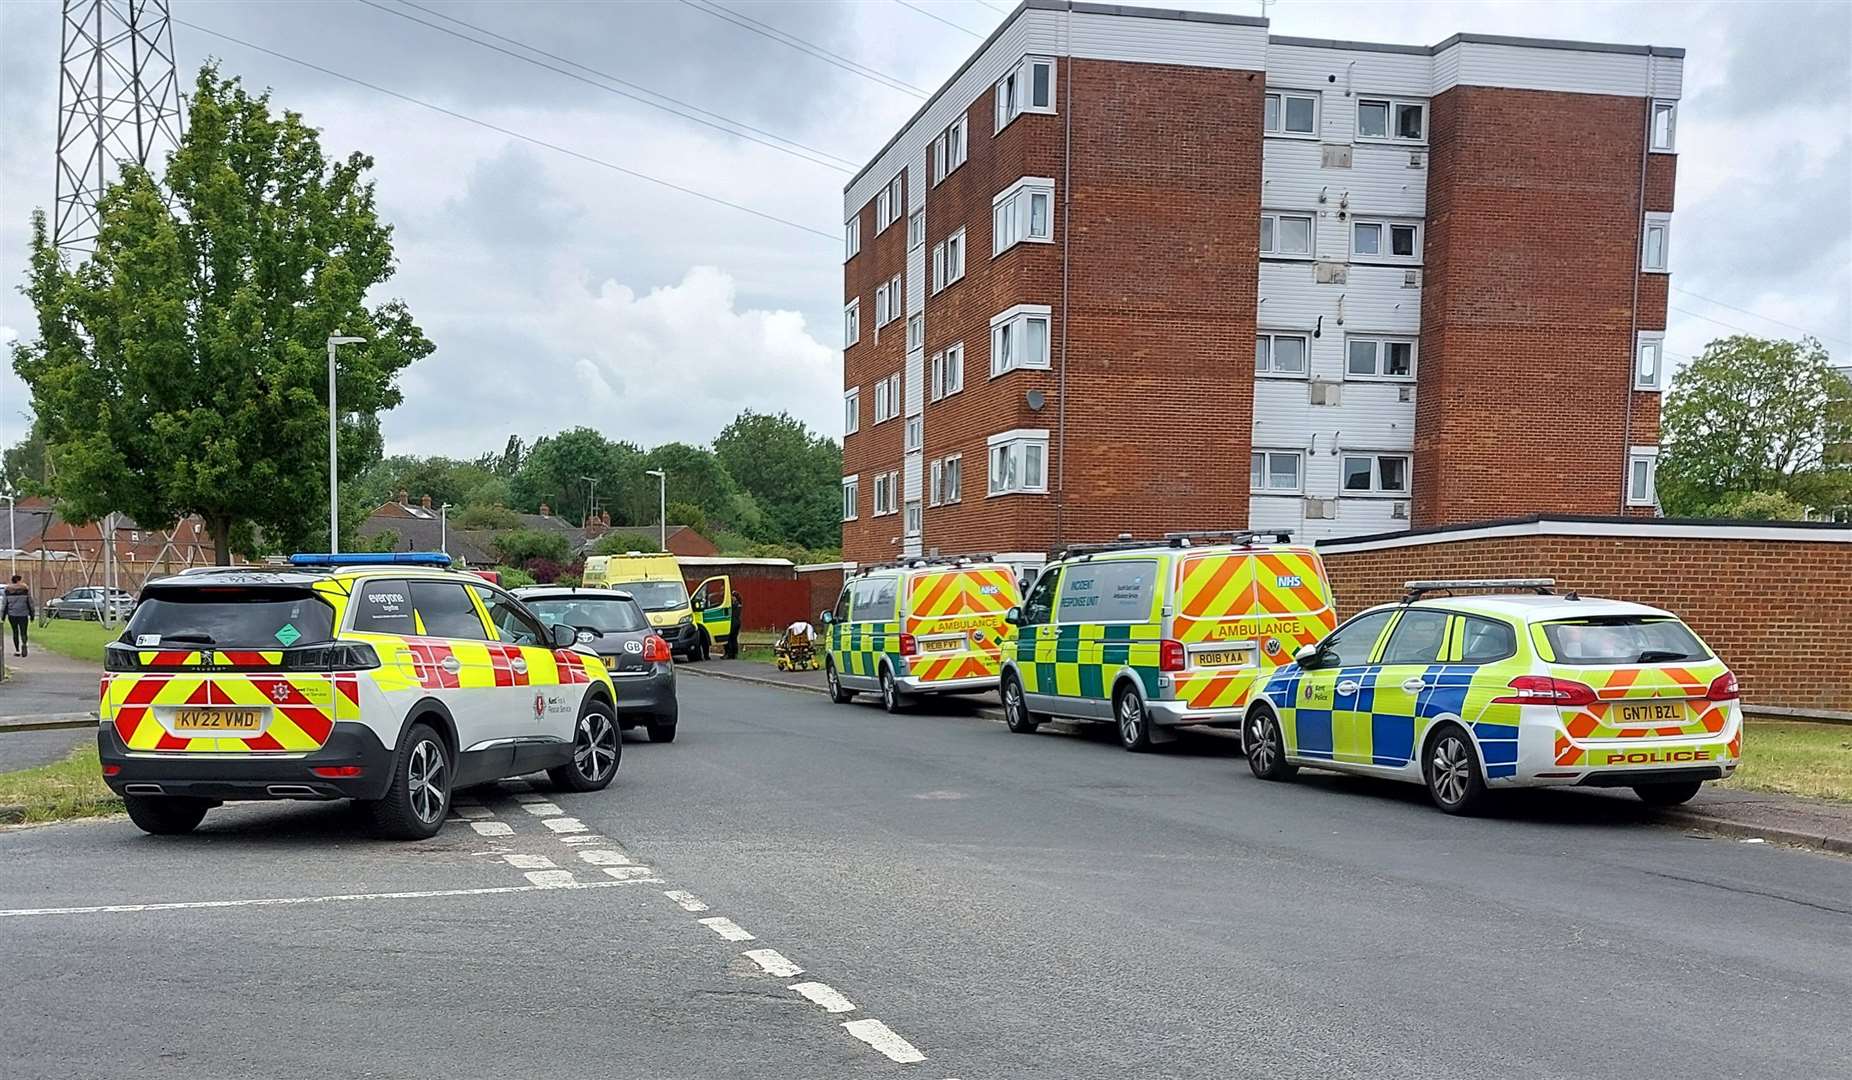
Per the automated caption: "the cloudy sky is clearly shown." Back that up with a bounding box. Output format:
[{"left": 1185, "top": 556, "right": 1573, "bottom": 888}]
[{"left": 1, "top": 0, "right": 1847, "bottom": 461}]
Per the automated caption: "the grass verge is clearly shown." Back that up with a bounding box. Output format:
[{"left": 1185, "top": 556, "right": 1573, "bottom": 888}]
[
  {"left": 29, "top": 618, "right": 120, "bottom": 666},
  {"left": 0, "top": 745, "right": 121, "bottom": 824},
  {"left": 1723, "top": 721, "right": 1852, "bottom": 802}
]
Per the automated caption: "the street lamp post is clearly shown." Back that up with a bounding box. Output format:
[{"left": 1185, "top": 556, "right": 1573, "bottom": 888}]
[
  {"left": 579, "top": 475, "right": 599, "bottom": 528},
  {"left": 440, "top": 502, "right": 453, "bottom": 556},
  {"left": 325, "top": 334, "right": 366, "bottom": 553},
  {"left": 645, "top": 469, "right": 666, "bottom": 550}
]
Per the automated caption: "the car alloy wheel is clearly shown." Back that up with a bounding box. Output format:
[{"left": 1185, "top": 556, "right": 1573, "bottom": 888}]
[
  {"left": 574, "top": 709, "right": 618, "bottom": 783},
  {"left": 1248, "top": 713, "right": 1276, "bottom": 773},
  {"left": 1429, "top": 732, "right": 1473, "bottom": 808},
  {"left": 406, "top": 738, "right": 448, "bottom": 825}
]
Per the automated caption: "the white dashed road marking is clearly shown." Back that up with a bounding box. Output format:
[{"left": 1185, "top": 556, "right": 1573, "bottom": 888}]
[
  {"left": 664, "top": 890, "right": 709, "bottom": 912},
  {"left": 841, "top": 1019, "right": 927, "bottom": 1063},
  {"left": 0, "top": 878, "right": 662, "bottom": 919},
  {"left": 788, "top": 981, "right": 856, "bottom": 1014},
  {"left": 557, "top": 834, "right": 604, "bottom": 845},
  {"left": 524, "top": 870, "right": 579, "bottom": 889},
  {"left": 502, "top": 854, "right": 556, "bottom": 870},
  {"left": 742, "top": 949, "right": 804, "bottom": 977},
  {"left": 522, "top": 802, "right": 564, "bottom": 817},
  {"left": 577, "top": 849, "right": 632, "bottom": 866},
  {"left": 602, "top": 866, "right": 658, "bottom": 882},
  {"left": 543, "top": 817, "right": 588, "bottom": 834},
  {"left": 469, "top": 821, "right": 514, "bottom": 838},
  {"left": 452, "top": 805, "right": 493, "bottom": 819},
  {"left": 698, "top": 916, "right": 755, "bottom": 942}
]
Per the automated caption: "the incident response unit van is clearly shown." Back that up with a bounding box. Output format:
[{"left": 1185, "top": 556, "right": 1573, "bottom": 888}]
[
  {"left": 582, "top": 552, "right": 730, "bottom": 663},
  {"left": 998, "top": 532, "right": 1338, "bottom": 751},
  {"left": 821, "top": 558, "right": 1023, "bottom": 712}
]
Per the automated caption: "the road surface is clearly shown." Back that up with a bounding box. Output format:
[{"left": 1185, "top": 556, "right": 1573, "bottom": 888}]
[{"left": 2, "top": 674, "right": 1847, "bottom": 1078}]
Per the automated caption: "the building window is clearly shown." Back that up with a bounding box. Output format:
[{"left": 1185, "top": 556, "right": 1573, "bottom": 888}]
[
  {"left": 1357, "top": 97, "right": 1425, "bottom": 141},
  {"left": 875, "top": 173, "right": 903, "bottom": 232},
  {"left": 1263, "top": 91, "right": 1318, "bottom": 136},
  {"left": 933, "top": 114, "right": 968, "bottom": 183},
  {"left": 993, "top": 177, "right": 1054, "bottom": 255},
  {"left": 930, "top": 454, "right": 962, "bottom": 504},
  {"left": 1643, "top": 213, "right": 1671, "bottom": 272},
  {"left": 933, "top": 228, "right": 966, "bottom": 292},
  {"left": 905, "top": 415, "right": 922, "bottom": 452},
  {"left": 995, "top": 56, "right": 1055, "bottom": 131},
  {"left": 1250, "top": 450, "right": 1304, "bottom": 494},
  {"left": 1341, "top": 452, "right": 1410, "bottom": 495},
  {"left": 875, "top": 274, "right": 903, "bottom": 325},
  {"left": 1345, "top": 336, "right": 1416, "bottom": 379},
  {"left": 1352, "top": 220, "right": 1420, "bottom": 261},
  {"left": 907, "top": 313, "right": 924, "bottom": 351},
  {"left": 988, "top": 429, "right": 1048, "bottom": 495},
  {"left": 907, "top": 209, "right": 925, "bottom": 250},
  {"left": 843, "top": 299, "right": 860, "bottom": 346},
  {"left": 931, "top": 342, "right": 965, "bottom": 401},
  {"left": 1650, "top": 100, "right": 1677, "bottom": 153},
  {"left": 904, "top": 499, "right": 921, "bottom": 537},
  {"left": 872, "top": 471, "right": 900, "bottom": 516},
  {"left": 873, "top": 372, "right": 901, "bottom": 424},
  {"left": 1260, "top": 212, "right": 1314, "bottom": 257},
  {"left": 1255, "top": 332, "right": 1309, "bottom": 377},
  {"left": 990, "top": 304, "right": 1052, "bottom": 377},
  {"left": 843, "top": 388, "right": 860, "bottom": 435},
  {"left": 1636, "top": 332, "right": 1665, "bottom": 391},
  {"left": 842, "top": 475, "right": 859, "bottom": 521},
  {"left": 844, "top": 216, "right": 860, "bottom": 260},
  {"left": 1628, "top": 448, "right": 1658, "bottom": 506}
]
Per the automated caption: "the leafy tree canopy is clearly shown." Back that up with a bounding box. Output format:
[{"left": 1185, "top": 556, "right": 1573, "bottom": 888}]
[
  {"left": 589, "top": 530, "right": 663, "bottom": 555},
  {"left": 510, "top": 427, "right": 644, "bottom": 527},
  {"left": 714, "top": 410, "right": 841, "bottom": 550},
  {"left": 491, "top": 527, "right": 570, "bottom": 566},
  {"left": 10, "top": 65, "right": 431, "bottom": 561}
]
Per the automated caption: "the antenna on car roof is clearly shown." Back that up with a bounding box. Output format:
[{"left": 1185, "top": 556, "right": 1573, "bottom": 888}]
[{"left": 1402, "top": 577, "right": 1555, "bottom": 603}]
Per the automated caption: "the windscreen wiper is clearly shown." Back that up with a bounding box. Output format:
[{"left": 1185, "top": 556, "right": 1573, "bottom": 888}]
[
  {"left": 1636, "top": 649, "right": 1686, "bottom": 663},
  {"left": 158, "top": 633, "right": 217, "bottom": 644}
]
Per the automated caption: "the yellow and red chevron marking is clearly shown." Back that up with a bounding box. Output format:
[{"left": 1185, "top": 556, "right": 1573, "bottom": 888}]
[
  {"left": 551, "top": 648, "right": 593, "bottom": 684},
  {"left": 1558, "top": 664, "right": 1724, "bottom": 742},
  {"left": 1171, "top": 548, "right": 1332, "bottom": 645},
  {"left": 1174, "top": 669, "right": 1258, "bottom": 711},
  {"left": 906, "top": 567, "right": 1018, "bottom": 623},
  {"left": 105, "top": 672, "right": 338, "bottom": 754},
  {"left": 909, "top": 652, "right": 1001, "bottom": 683}
]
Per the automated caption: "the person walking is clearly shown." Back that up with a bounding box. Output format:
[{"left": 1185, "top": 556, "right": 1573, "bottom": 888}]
[{"left": 4, "top": 575, "right": 33, "bottom": 658}]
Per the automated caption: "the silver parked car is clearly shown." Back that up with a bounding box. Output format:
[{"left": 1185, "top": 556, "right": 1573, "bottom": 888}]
[{"left": 44, "top": 586, "right": 136, "bottom": 621}]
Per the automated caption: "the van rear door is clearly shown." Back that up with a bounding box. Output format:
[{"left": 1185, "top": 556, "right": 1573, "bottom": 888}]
[
  {"left": 1170, "top": 547, "right": 1337, "bottom": 711},
  {"left": 905, "top": 566, "right": 1021, "bottom": 683}
]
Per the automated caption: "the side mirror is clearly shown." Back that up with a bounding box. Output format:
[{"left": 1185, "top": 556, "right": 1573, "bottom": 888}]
[
  {"left": 1293, "top": 643, "right": 1321, "bottom": 668},
  {"left": 549, "top": 623, "right": 577, "bottom": 649},
  {"left": 819, "top": 611, "right": 834, "bottom": 626},
  {"left": 1004, "top": 607, "right": 1022, "bottom": 626}
]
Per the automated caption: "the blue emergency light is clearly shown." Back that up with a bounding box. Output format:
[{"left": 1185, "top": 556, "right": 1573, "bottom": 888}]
[{"left": 288, "top": 552, "right": 454, "bottom": 568}]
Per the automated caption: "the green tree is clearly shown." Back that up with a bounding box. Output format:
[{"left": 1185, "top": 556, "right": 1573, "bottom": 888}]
[
  {"left": 665, "top": 501, "right": 708, "bottom": 534},
  {"left": 355, "top": 454, "right": 509, "bottom": 512},
  {"left": 713, "top": 410, "right": 841, "bottom": 549},
  {"left": 1657, "top": 336, "right": 1849, "bottom": 516},
  {"left": 452, "top": 504, "right": 520, "bottom": 530},
  {"left": 1, "top": 423, "right": 49, "bottom": 496},
  {"left": 511, "top": 428, "right": 645, "bottom": 526},
  {"left": 644, "top": 441, "right": 762, "bottom": 537},
  {"left": 589, "top": 530, "right": 663, "bottom": 555},
  {"left": 11, "top": 66, "right": 431, "bottom": 561},
  {"left": 492, "top": 528, "right": 571, "bottom": 566},
  {"left": 1707, "top": 490, "right": 1811, "bottom": 521}
]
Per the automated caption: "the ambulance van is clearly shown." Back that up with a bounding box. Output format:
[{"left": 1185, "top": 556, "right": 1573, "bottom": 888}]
[{"left": 821, "top": 558, "right": 1022, "bottom": 712}]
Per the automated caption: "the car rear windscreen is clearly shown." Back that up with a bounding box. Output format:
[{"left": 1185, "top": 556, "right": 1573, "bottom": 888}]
[
  {"left": 1541, "top": 616, "right": 1709, "bottom": 665},
  {"left": 527, "top": 597, "right": 648, "bottom": 633},
  {"left": 123, "top": 586, "right": 335, "bottom": 648}
]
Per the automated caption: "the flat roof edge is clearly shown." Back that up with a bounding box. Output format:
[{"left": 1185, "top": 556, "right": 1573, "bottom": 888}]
[
  {"left": 1317, "top": 514, "right": 1852, "bottom": 549},
  {"left": 1271, "top": 32, "right": 1683, "bottom": 59}
]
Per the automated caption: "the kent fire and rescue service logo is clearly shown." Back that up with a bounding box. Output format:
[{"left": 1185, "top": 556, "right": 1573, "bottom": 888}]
[
  {"left": 268, "top": 682, "right": 293, "bottom": 703},
  {"left": 533, "top": 692, "right": 548, "bottom": 719}
]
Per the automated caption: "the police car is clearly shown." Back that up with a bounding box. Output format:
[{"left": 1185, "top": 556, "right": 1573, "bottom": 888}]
[
  {"left": 1243, "top": 579, "right": 1742, "bottom": 813},
  {"left": 98, "top": 553, "right": 622, "bottom": 839}
]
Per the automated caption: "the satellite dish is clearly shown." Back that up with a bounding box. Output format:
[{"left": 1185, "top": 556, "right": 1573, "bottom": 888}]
[{"left": 1026, "top": 389, "right": 1046, "bottom": 411}]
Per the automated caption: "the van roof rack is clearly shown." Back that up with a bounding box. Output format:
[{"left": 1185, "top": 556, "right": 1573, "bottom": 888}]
[
  {"left": 855, "top": 552, "right": 999, "bottom": 574},
  {"left": 1054, "top": 530, "right": 1293, "bottom": 561},
  {"left": 1403, "top": 577, "right": 1557, "bottom": 602}
]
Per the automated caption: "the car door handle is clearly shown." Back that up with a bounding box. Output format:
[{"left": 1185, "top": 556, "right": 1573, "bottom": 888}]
[
  {"left": 440, "top": 656, "right": 462, "bottom": 674},
  {"left": 1402, "top": 678, "right": 1428, "bottom": 692},
  {"left": 1337, "top": 679, "right": 1361, "bottom": 696},
  {"left": 510, "top": 656, "right": 528, "bottom": 675}
]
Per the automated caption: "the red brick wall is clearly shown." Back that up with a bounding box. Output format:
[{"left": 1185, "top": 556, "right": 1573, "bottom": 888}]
[
  {"left": 1320, "top": 532, "right": 1852, "bottom": 712},
  {"left": 842, "top": 168, "right": 909, "bottom": 562},
  {"left": 1417, "top": 89, "right": 1662, "bottom": 525}
]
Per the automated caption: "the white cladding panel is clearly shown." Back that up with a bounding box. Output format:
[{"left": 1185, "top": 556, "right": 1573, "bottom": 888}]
[
  {"left": 1267, "top": 43, "right": 1432, "bottom": 97},
  {"left": 1445, "top": 41, "right": 1666, "bottom": 98},
  {"left": 1649, "top": 53, "right": 1683, "bottom": 99},
  {"left": 1263, "top": 142, "right": 1427, "bottom": 219},
  {"left": 1068, "top": 11, "right": 1267, "bottom": 70}
]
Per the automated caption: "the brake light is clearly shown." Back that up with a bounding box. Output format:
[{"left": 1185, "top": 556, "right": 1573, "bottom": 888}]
[
  {"left": 102, "top": 764, "right": 121, "bottom": 777},
  {"left": 281, "top": 643, "right": 381, "bottom": 672},
  {"left": 898, "top": 633, "right": 918, "bottom": 657},
  {"left": 1706, "top": 672, "right": 1740, "bottom": 701},
  {"left": 642, "top": 634, "right": 671, "bottom": 663},
  {"left": 311, "top": 765, "right": 364, "bottom": 778},
  {"left": 1159, "top": 639, "right": 1186, "bottom": 673},
  {"left": 1493, "top": 675, "right": 1599, "bottom": 706}
]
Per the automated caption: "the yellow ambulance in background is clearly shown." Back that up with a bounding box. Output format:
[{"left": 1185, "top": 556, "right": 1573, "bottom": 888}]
[
  {"left": 821, "top": 558, "right": 1022, "bottom": 712},
  {"left": 582, "top": 552, "right": 731, "bottom": 662},
  {"left": 999, "top": 531, "right": 1337, "bottom": 751}
]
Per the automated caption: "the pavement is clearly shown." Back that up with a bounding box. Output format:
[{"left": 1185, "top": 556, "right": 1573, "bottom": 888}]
[
  {"left": 0, "top": 649, "right": 98, "bottom": 771},
  {"left": 2, "top": 674, "right": 1848, "bottom": 1079}
]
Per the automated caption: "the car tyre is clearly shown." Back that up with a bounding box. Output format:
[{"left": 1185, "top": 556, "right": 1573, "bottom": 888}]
[
  {"left": 549, "top": 701, "right": 622, "bottom": 792},
  {"left": 825, "top": 660, "right": 854, "bottom": 704},
  {"left": 879, "top": 665, "right": 906, "bottom": 714},
  {"left": 365, "top": 722, "right": 453, "bottom": 840},
  {"left": 645, "top": 719, "right": 677, "bottom": 743},
  {"left": 1115, "top": 685, "right": 1155, "bottom": 752},
  {"left": 1245, "top": 707, "right": 1297, "bottom": 781},
  {"left": 1423, "top": 723, "right": 1487, "bottom": 815},
  {"left": 1001, "top": 672, "right": 1041, "bottom": 734},
  {"left": 1634, "top": 779, "right": 1703, "bottom": 807},
  {"left": 123, "top": 794, "right": 213, "bottom": 836}
]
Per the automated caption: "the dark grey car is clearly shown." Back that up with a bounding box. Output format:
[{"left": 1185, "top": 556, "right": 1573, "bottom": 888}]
[{"left": 516, "top": 587, "right": 678, "bottom": 743}]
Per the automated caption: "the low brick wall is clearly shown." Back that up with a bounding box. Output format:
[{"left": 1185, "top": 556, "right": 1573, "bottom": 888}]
[{"left": 1317, "top": 517, "right": 1852, "bottom": 714}]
